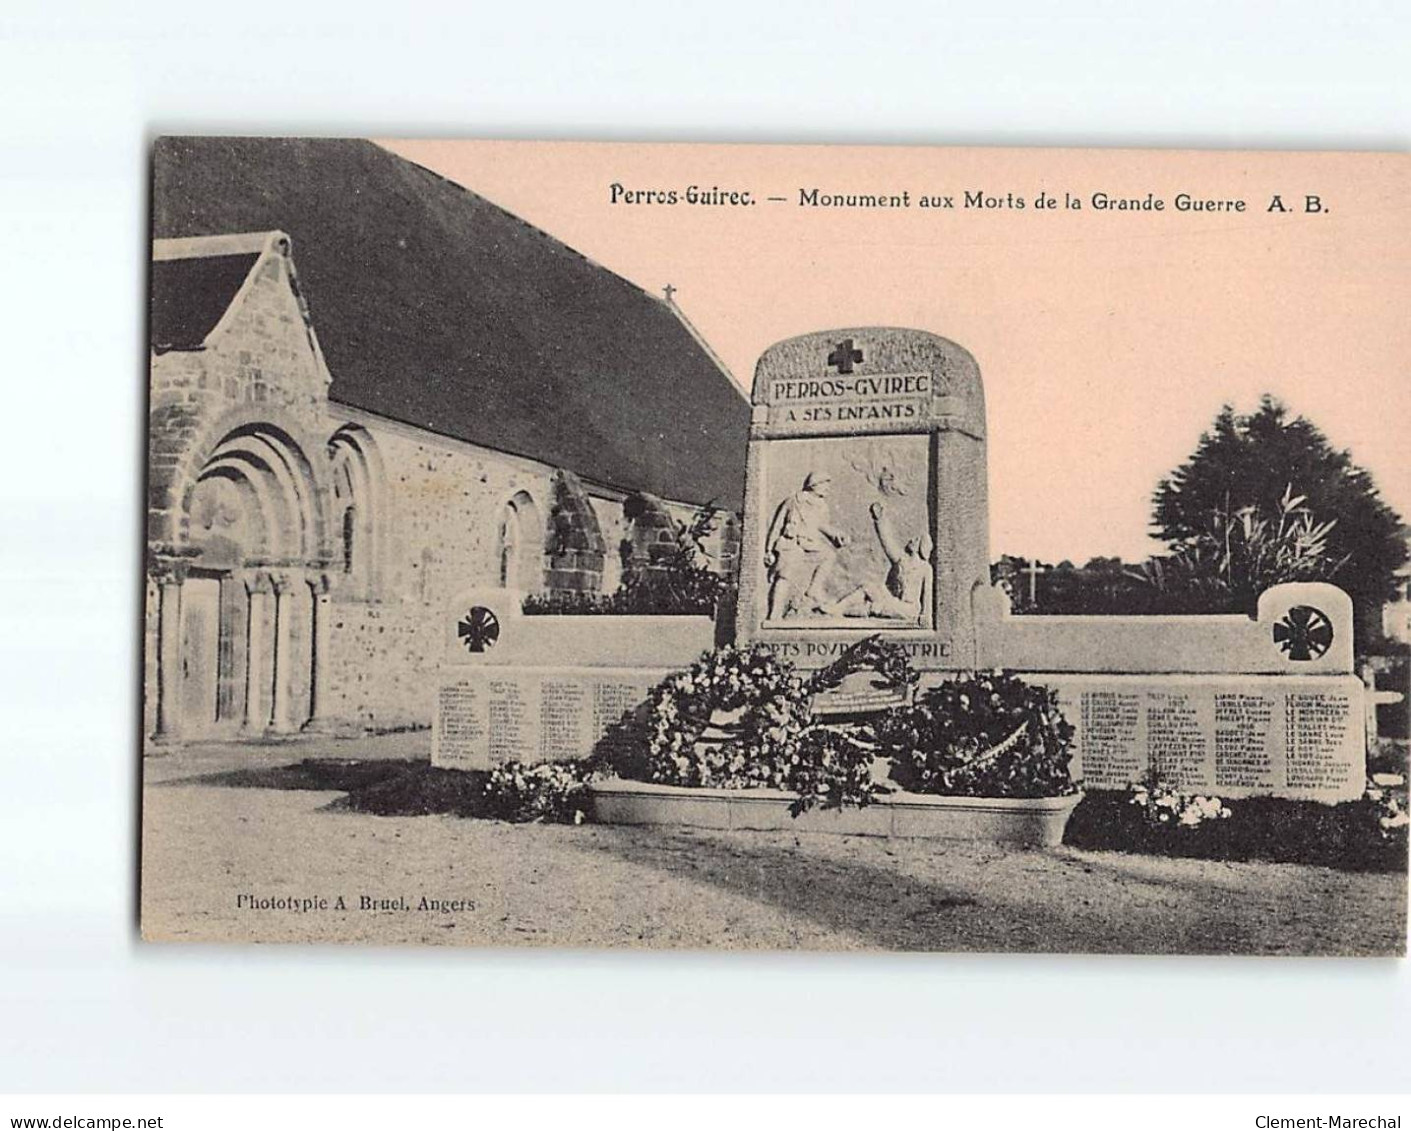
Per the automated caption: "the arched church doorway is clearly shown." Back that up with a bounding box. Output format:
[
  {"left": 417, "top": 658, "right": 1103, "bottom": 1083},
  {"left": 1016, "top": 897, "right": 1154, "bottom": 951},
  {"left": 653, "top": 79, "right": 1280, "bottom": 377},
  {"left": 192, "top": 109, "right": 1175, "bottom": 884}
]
[{"left": 150, "top": 419, "right": 333, "bottom": 743}]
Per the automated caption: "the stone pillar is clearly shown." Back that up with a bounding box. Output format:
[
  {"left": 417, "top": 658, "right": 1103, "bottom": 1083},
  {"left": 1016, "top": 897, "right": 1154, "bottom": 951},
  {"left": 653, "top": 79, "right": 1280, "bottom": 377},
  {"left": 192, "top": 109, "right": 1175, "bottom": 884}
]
[
  {"left": 545, "top": 470, "right": 606, "bottom": 593},
  {"left": 732, "top": 327, "right": 988, "bottom": 673},
  {"left": 151, "top": 568, "right": 186, "bottom": 746},
  {"left": 269, "top": 572, "right": 294, "bottom": 734},
  {"left": 304, "top": 572, "right": 334, "bottom": 732},
  {"left": 242, "top": 571, "right": 272, "bottom": 735}
]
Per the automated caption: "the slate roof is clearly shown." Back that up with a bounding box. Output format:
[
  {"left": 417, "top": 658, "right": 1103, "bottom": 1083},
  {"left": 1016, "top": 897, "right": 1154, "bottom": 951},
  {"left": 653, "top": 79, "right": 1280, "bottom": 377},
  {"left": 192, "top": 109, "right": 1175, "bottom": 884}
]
[
  {"left": 150, "top": 137, "right": 749, "bottom": 508},
  {"left": 150, "top": 253, "right": 260, "bottom": 353}
]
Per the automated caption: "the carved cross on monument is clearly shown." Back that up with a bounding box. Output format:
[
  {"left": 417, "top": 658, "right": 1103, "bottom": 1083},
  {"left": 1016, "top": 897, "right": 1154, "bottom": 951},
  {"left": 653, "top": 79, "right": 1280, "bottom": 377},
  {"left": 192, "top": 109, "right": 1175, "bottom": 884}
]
[
  {"left": 662, "top": 283, "right": 677, "bottom": 304},
  {"left": 827, "top": 338, "right": 863, "bottom": 374}
]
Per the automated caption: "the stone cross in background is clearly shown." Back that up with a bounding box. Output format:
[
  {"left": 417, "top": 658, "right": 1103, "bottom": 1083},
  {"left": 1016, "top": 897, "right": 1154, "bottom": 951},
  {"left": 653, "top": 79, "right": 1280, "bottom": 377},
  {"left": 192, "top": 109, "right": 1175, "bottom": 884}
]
[{"left": 1025, "top": 559, "right": 1046, "bottom": 608}]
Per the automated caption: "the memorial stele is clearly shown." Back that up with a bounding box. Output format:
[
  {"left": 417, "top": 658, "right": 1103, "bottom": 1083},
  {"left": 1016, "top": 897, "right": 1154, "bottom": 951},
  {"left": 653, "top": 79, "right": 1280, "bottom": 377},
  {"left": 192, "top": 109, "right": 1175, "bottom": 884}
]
[
  {"left": 434, "top": 326, "right": 1367, "bottom": 806},
  {"left": 737, "top": 328, "right": 989, "bottom": 669}
]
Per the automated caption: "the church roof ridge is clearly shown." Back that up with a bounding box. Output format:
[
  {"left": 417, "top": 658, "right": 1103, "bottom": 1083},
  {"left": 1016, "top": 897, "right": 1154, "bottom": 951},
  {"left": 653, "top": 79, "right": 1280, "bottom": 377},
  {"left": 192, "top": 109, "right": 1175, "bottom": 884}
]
[{"left": 150, "top": 137, "right": 749, "bottom": 508}]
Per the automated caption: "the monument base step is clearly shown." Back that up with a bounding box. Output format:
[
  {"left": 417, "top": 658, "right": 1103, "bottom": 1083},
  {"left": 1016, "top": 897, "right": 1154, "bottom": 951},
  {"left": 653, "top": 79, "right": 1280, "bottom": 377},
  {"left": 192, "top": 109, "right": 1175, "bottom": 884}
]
[{"left": 586, "top": 778, "right": 1082, "bottom": 847}]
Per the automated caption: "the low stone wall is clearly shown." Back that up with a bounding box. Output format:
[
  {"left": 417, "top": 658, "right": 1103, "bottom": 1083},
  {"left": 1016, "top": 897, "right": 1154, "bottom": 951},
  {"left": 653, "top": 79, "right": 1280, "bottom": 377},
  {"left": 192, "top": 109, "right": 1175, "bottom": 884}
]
[
  {"left": 432, "top": 587, "right": 716, "bottom": 769},
  {"left": 977, "top": 582, "right": 1354, "bottom": 677},
  {"left": 431, "top": 581, "right": 1368, "bottom": 804},
  {"left": 976, "top": 583, "right": 1365, "bottom": 802},
  {"left": 435, "top": 666, "right": 670, "bottom": 771},
  {"left": 441, "top": 587, "right": 717, "bottom": 669}
]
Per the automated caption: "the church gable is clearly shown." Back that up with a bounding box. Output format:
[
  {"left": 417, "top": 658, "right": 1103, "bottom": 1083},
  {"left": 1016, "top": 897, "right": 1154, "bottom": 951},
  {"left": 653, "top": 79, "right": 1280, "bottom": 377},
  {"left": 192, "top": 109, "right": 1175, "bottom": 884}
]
[
  {"left": 148, "top": 233, "right": 333, "bottom": 552},
  {"left": 150, "top": 231, "right": 330, "bottom": 427}
]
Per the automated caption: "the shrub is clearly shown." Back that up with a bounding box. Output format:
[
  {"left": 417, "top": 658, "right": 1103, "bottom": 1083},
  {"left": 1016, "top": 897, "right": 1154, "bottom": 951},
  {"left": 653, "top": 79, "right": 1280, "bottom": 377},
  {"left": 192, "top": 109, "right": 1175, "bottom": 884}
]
[
  {"left": 1128, "top": 772, "right": 1232, "bottom": 829},
  {"left": 331, "top": 763, "right": 487, "bottom": 817},
  {"left": 873, "top": 670, "right": 1077, "bottom": 798},
  {"left": 483, "top": 760, "right": 592, "bottom": 824},
  {"left": 521, "top": 583, "right": 720, "bottom": 617},
  {"left": 1064, "top": 779, "right": 1409, "bottom": 872}
]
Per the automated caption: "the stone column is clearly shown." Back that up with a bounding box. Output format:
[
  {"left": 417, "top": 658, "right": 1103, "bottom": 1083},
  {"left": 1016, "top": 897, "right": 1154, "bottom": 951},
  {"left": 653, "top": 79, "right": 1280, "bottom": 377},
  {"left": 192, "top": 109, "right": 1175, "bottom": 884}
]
[
  {"left": 303, "top": 572, "right": 334, "bottom": 732},
  {"left": 151, "top": 568, "right": 186, "bottom": 746},
  {"left": 268, "top": 572, "right": 294, "bottom": 734},
  {"left": 242, "top": 571, "right": 272, "bottom": 735}
]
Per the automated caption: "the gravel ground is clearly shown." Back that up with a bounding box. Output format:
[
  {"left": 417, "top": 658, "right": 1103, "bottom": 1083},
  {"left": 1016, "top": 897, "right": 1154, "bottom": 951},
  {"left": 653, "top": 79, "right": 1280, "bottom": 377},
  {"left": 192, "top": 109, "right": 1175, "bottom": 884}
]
[{"left": 140, "top": 739, "right": 1408, "bottom": 955}]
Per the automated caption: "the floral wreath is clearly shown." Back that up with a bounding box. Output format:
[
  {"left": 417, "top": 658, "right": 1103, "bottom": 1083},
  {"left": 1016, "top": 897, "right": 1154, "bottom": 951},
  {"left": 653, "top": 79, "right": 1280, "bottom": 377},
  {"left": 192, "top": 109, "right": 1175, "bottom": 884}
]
[
  {"left": 644, "top": 645, "right": 813, "bottom": 789},
  {"left": 807, "top": 633, "right": 919, "bottom": 696},
  {"left": 877, "top": 669, "right": 1077, "bottom": 798}
]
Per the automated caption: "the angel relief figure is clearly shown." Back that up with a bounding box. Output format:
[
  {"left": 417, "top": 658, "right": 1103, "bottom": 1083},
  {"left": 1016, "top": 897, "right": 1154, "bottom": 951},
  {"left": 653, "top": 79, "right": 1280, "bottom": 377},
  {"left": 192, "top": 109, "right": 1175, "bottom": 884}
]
[{"left": 821, "top": 501, "right": 932, "bottom": 625}]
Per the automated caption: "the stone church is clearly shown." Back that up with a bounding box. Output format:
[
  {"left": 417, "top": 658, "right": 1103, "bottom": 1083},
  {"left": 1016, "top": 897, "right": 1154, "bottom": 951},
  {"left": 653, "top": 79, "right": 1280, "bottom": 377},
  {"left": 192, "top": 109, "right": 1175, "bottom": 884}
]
[{"left": 145, "top": 138, "right": 749, "bottom": 746}]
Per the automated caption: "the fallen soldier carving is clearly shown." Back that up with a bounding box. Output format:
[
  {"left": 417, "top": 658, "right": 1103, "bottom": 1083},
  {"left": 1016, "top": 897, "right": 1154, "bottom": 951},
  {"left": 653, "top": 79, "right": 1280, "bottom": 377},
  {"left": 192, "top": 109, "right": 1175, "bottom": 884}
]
[{"left": 822, "top": 501, "right": 932, "bottom": 625}]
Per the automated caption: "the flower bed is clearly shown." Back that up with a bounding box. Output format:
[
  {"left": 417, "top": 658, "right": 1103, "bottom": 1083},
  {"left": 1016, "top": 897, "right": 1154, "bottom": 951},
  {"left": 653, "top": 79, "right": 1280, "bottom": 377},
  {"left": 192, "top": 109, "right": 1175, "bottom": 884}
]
[
  {"left": 586, "top": 778, "right": 1082, "bottom": 846},
  {"left": 584, "top": 638, "right": 1083, "bottom": 841},
  {"left": 1063, "top": 773, "right": 1408, "bottom": 873}
]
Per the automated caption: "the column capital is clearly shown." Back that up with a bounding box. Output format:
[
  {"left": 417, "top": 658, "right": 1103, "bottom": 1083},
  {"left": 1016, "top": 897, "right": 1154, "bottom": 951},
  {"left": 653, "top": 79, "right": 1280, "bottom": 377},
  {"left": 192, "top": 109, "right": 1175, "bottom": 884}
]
[
  {"left": 244, "top": 570, "right": 274, "bottom": 596},
  {"left": 150, "top": 561, "right": 189, "bottom": 586},
  {"left": 148, "top": 542, "right": 200, "bottom": 584}
]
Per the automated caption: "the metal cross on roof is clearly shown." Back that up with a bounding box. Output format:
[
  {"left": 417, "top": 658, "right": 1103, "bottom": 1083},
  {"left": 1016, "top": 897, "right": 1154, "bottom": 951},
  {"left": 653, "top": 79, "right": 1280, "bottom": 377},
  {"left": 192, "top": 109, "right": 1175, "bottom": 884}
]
[{"left": 662, "top": 283, "right": 677, "bottom": 303}]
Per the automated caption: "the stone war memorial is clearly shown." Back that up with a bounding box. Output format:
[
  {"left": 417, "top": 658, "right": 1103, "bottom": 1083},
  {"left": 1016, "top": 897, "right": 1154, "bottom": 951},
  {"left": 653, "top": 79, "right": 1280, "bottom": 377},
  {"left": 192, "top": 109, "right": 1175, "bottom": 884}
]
[{"left": 435, "top": 326, "right": 1367, "bottom": 815}]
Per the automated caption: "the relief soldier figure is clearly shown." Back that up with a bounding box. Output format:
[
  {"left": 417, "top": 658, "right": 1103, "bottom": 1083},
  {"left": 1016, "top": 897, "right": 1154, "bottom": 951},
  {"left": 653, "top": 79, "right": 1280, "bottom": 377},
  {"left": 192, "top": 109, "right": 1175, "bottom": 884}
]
[{"left": 763, "top": 471, "right": 851, "bottom": 619}]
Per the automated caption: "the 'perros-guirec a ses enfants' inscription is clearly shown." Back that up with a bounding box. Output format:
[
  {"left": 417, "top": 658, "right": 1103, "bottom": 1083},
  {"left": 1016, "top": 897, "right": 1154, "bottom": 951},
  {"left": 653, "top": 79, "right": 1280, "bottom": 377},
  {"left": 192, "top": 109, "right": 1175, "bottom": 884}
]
[{"left": 767, "top": 371, "right": 933, "bottom": 426}]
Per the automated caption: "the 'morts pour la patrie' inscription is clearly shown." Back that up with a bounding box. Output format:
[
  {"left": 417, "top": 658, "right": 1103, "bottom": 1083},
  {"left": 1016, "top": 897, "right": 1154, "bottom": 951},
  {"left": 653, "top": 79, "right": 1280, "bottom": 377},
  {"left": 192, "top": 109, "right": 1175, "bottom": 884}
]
[
  {"left": 768, "top": 372, "right": 931, "bottom": 425},
  {"left": 759, "top": 639, "right": 951, "bottom": 661}
]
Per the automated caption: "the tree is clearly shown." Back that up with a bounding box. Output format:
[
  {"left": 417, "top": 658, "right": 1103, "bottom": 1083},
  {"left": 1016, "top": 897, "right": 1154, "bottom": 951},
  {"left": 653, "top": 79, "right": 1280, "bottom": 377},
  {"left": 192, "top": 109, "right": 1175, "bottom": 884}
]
[{"left": 1152, "top": 397, "right": 1406, "bottom": 635}]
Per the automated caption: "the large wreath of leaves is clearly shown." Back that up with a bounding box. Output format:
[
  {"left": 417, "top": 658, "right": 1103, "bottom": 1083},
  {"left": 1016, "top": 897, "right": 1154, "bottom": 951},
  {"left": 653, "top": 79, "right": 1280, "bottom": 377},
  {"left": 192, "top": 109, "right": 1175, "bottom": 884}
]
[
  {"left": 806, "top": 633, "right": 919, "bottom": 696},
  {"left": 644, "top": 645, "right": 813, "bottom": 790},
  {"left": 873, "top": 670, "right": 1077, "bottom": 798}
]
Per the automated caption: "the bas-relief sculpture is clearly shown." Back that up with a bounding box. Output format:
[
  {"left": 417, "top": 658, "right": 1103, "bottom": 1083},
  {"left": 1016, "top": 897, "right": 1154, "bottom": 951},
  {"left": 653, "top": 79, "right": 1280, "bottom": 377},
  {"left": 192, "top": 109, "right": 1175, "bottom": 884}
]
[{"left": 762, "top": 450, "right": 932, "bottom": 627}]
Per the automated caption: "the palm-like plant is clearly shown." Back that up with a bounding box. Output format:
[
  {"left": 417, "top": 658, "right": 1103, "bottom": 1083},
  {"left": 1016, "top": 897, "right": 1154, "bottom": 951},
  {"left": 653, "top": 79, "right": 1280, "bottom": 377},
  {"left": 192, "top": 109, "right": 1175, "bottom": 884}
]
[{"left": 1128, "top": 484, "right": 1346, "bottom": 610}]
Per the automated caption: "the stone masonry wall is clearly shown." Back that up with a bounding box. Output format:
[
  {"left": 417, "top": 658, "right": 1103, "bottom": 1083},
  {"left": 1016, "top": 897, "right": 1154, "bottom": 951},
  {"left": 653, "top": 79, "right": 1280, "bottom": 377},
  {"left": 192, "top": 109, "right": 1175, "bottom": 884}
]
[{"left": 322, "top": 413, "right": 644, "bottom": 730}]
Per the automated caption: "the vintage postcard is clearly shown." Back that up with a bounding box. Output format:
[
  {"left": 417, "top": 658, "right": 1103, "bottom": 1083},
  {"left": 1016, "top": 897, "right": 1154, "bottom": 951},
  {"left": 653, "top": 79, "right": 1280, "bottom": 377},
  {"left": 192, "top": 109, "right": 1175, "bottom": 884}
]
[{"left": 141, "top": 138, "right": 1409, "bottom": 953}]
